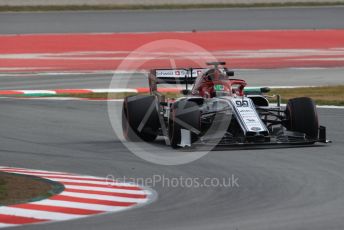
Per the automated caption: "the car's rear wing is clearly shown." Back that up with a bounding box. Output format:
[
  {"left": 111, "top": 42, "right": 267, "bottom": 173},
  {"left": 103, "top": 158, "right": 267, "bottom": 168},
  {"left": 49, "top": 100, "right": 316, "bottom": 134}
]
[
  {"left": 150, "top": 68, "right": 206, "bottom": 84},
  {"left": 148, "top": 68, "right": 234, "bottom": 92},
  {"left": 148, "top": 67, "right": 272, "bottom": 96},
  {"left": 148, "top": 68, "right": 201, "bottom": 93}
]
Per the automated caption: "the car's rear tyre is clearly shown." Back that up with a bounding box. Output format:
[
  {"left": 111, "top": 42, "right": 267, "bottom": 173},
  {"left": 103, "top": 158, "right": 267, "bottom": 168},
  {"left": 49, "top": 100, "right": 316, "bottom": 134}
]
[
  {"left": 122, "top": 95, "right": 159, "bottom": 142},
  {"left": 285, "top": 97, "right": 319, "bottom": 140},
  {"left": 169, "top": 100, "right": 201, "bottom": 148}
]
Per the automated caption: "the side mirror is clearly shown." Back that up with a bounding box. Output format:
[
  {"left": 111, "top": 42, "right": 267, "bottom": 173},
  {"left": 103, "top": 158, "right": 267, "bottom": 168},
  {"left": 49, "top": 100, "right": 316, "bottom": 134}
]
[
  {"left": 226, "top": 71, "right": 234, "bottom": 76},
  {"left": 181, "top": 89, "right": 191, "bottom": 95},
  {"left": 260, "top": 87, "right": 271, "bottom": 93}
]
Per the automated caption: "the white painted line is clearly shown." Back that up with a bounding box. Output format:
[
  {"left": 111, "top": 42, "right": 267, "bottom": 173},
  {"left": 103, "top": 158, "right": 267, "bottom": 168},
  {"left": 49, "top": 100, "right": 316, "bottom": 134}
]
[
  {"left": 64, "top": 185, "right": 149, "bottom": 195},
  {"left": 60, "top": 192, "right": 147, "bottom": 203},
  {"left": 271, "top": 103, "right": 344, "bottom": 109},
  {"left": 46, "top": 178, "right": 140, "bottom": 187},
  {"left": 317, "top": 105, "right": 344, "bottom": 109},
  {"left": 260, "top": 85, "right": 317, "bottom": 89},
  {"left": 92, "top": 88, "right": 138, "bottom": 93},
  {"left": 21, "top": 90, "right": 56, "bottom": 95},
  {"left": 36, "top": 200, "right": 126, "bottom": 212}
]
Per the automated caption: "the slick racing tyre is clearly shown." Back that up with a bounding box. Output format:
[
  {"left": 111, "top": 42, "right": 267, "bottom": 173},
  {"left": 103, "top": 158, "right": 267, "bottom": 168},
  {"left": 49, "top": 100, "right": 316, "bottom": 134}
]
[
  {"left": 285, "top": 97, "right": 319, "bottom": 140},
  {"left": 122, "top": 95, "right": 160, "bottom": 142},
  {"left": 169, "top": 100, "right": 201, "bottom": 148}
]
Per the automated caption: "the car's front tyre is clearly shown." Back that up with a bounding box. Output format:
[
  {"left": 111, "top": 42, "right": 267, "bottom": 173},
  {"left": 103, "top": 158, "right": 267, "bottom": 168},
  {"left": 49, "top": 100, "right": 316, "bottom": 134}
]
[
  {"left": 122, "top": 95, "right": 160, "bottom": 142},
  {"left": 285, "top": 97, "right": 319, "bottom": 140},
  {"left": 169, "top": 100, "right": 201, "bottom": 148}
]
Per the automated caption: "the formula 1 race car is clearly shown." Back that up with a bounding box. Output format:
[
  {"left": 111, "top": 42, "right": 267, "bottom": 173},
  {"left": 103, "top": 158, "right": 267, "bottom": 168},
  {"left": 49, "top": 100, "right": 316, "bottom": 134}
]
[{"left": 122, "top": 62, "right": 329, "bottom": 149}]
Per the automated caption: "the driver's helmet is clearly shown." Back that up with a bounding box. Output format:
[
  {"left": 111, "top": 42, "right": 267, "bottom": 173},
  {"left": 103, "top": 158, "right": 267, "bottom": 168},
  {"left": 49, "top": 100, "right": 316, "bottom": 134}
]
[
  {"left": 204, "top": 69, "right": 229, "bottom": 81},
  {"left": 204, "top": 69, "right": 230, "bottom": 97}
]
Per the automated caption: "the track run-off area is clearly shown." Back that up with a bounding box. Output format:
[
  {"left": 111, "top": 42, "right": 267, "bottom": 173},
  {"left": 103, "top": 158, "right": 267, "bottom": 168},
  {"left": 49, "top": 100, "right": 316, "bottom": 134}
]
[{"left": 1, "top": 29, "right": 344, "bottom": 72}]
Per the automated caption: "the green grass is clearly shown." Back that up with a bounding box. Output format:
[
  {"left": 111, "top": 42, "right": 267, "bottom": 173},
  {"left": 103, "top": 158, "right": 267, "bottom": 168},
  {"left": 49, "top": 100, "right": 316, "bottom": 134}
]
[
  {"left": 0, "top": 2, "right": 344, "bottom": 12},
  {"left": 0, "top": 177, "right": 7, "bottom": 201},
  {"left": 270, "top": 85, "right": 344, "bottom": 106},
  {"left": 0, "top": 172, "right": 62, "bottom": 206}
]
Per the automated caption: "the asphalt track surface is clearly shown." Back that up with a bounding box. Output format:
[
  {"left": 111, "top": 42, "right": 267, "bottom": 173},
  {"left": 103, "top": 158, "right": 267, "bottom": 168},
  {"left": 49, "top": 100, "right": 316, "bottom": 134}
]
[
  {"left": 0, "top": 98, "right": 343, "bottom": 230},
  {"left": 1, "top": 68, "right": 344, "bottom": 90},
  {"left": 1, "top": 6, "right": 344, "bottom": 230},
  {"left": 0, "top": 6, "right": 344, "bottom": 34}
]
